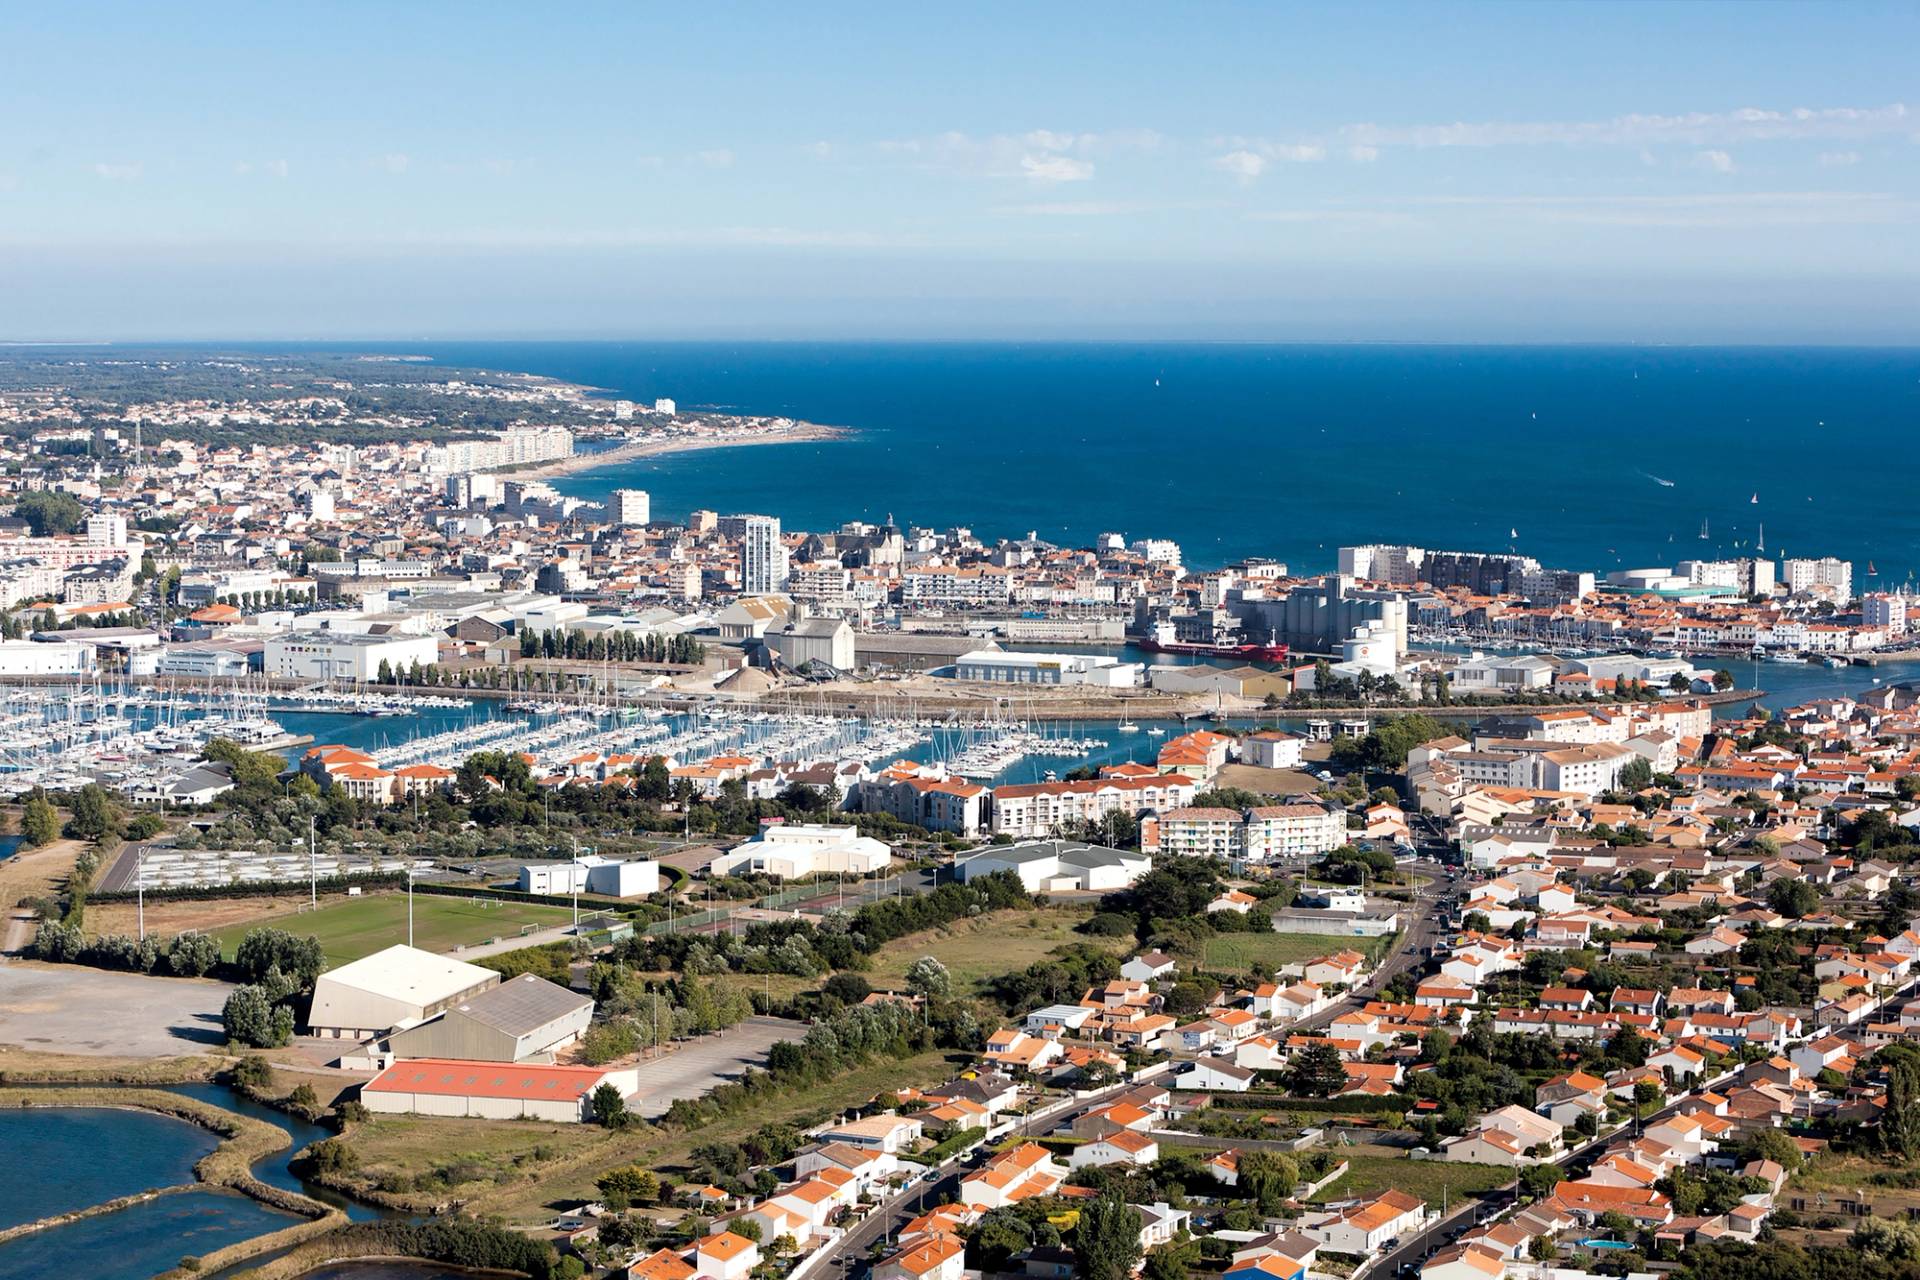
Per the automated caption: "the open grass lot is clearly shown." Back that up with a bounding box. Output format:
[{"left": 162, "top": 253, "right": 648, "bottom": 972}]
[
  {"left": 865, "top": 908, "right": 1128, "bottom": 995},
  {"left": 342, "top": 1047, "right": 959, "bottom": 1222},
  {"left": 1312, "top": 1151, "right": 1515, "bottom": 1207},
  {"left": 210, "top": 893, "right": 574, "bottom": 966},
  {"left": 1200, "top": 930, "right": 1394, "bottom": 974}
]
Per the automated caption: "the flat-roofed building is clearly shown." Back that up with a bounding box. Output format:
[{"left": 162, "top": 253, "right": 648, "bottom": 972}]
[{"left": 385, "top": 973, "right": 594, "bottom": 1063}]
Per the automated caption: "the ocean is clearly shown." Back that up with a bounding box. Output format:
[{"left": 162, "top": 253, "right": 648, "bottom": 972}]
[{"left": 371, "top": 340, "right": 1920, "bottom": 581}]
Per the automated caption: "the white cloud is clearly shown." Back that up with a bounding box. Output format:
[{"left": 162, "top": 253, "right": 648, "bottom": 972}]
[
  {"left": 1693, "top": 149, "right": 1736, "bottom": 173},
  {"left": 1348, "top": 145, "right": 1379, "bottom": 164},
  {"left": 1212, "top": 150, "right": 1266, "bottom": 181},
  {"left": 877, "top": 129, "right": 1155, "bottom": 181},
  {"left": 1818, "top": 150, "right": 1861, "bottom": 167},
  {"left": 1021, "top": 153, "right": 1093, "bottom": 183},
  {"left": 696, "top": 149, "right": 735, "bottom": 169},
  {"left": 1337, "top": 101, "right": 1908, "bottom": 149},
  {"left": 380, "top": 153, "right": 410, "bottom": 174},
  {"left": 1207, "top": 140, "right": 1324, "bottom": 181},
  {"left": 92, "top": 162, "right": 141, "bottom": 182},
  {"left": 803, "top": 141, "right": 835, "bottom": 160}
]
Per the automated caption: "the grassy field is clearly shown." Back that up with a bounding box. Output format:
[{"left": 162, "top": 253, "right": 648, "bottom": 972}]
[
  {"left": 865, "top": 907, "right": 1128, "bottom": 995},
  {"left": 1200, "top": 930, "right": 1394, "bottom": 974},
  {"left": 210, "top": 893, "right": 574, "bottom": 966},
  {"left": 1312, "top": 1151, "right": 1514, "bottom": 1207},
  {"left": 342, "top": 1047, "right": 959, "bottom": 1222}
]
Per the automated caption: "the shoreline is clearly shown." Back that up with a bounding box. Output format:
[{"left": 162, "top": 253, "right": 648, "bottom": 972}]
[{"left": 501, "top": 419, "right": 850, "bottom": 482}]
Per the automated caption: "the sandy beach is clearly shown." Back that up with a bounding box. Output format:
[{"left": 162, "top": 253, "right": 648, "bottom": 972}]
[{"left": 503, "top": 420, "right": 849, "bottom": 481}]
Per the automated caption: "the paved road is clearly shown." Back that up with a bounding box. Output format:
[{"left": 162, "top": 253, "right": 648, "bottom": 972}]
[{"left": 823, "top": 1070, "right": 1173, "bottom": 1276}]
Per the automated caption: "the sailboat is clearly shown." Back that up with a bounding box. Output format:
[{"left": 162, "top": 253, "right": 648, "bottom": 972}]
[
  {"left": 1699, "top": 518, "right": 1709, "bottom": 540},
  {"left": 1869, "top": 561, "right": 1880, "bottom": 577},
  {"left": 1750, "top": 493, "right": 1759, "bottom": 504},
  {"left": 1117, "top": 712, "right": 1140, "bottom": 733}
]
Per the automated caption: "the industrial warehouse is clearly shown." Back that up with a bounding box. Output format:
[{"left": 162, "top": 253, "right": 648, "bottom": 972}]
[
  {"left": 306, "top": 944, "right": 501, "bottom": 1040},
  {"left": 359, "top": 1058, "right": 638, "bottom": 1123},
  {"left": 385, "top": 973, "right": 594, "bottom": 1064}
]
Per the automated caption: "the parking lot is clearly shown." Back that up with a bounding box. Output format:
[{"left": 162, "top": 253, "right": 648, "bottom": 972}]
[
  {"left": 0, "top": 962, "right": 235, "bottom": 1057},
  {"left": 624, "top": 1014, "right": 804, "bottom": 1117}
]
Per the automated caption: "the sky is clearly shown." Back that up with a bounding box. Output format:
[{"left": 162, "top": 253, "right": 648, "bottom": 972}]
[{"left": 1, "top": 2, "right": 1917, "bottom": 342}]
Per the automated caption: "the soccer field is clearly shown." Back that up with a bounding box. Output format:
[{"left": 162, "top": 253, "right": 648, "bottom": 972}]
[{"left": 211, "top": 893, "right": 575, "bottom": 967}]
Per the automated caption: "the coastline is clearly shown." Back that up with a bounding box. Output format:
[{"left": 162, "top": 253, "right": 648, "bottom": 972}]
[{"left": 501, "top": 419, "right": 849, "bottom": 482}]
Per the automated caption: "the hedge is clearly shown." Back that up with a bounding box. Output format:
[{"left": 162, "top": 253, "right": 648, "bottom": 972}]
[{"left": 1209, "top": 1091, "right": 1409, "bottom": 1115}]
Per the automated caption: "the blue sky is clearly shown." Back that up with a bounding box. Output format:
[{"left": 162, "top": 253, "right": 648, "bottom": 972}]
[{"left": 2, "top": 2, "right": 1916, "bottom": 341}]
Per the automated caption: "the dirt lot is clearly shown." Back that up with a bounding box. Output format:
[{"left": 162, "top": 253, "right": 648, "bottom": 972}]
[
  {"left": 84, "top": 891, "right": 320, "bottom": 942},
  {"left": 0, "top": 961, "right": 234, "bottom": 1057},
  {"left": 0, "top": 839, "right": 83, "bottom": 914},
  {"left": 1212, "top": 763, "right": 1326, "bottom": 796}
]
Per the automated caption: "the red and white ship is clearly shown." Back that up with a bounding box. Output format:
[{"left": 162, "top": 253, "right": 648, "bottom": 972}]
[{"left": 1137, "top": 622, "right": 1288, "bottom": 664}]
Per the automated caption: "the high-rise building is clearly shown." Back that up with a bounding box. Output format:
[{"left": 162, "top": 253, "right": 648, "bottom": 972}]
[
  {"left": 611, "top": 489, "right": 651, "bottom": 526},
  {"left": 1782, "top": 556, "right": 1854, "bottom": 603},
  {"left": 1865, "top": 591, "right": 1910, "bottom": 636},
  {"left": 740, "top": 515, "right": 788, "bottom": 594},
  {"left": 84, "top": 514, "right": 127, "bottom": 548}
]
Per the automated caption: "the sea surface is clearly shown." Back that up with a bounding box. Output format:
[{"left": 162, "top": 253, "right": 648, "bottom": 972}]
[{"left": 296, "top": 340, "right": 1920, "bottom": 580}]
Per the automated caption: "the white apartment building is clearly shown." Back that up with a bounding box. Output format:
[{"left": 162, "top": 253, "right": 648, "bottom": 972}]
[
  {"left": 901, "top": 565, "right": 1016, "bottom": 606},
  {"left": 424, "top": 426, "right": 574, "bottom": 475},
  {"left": 611, "top": 488, "right": 651, "bottom": 526},
  {"left": 1243, "top": 803, "right": 1348, "bottom": 860},
  {"left": 1865, "top": 592, "right": 1910, "bottom": 636},
  {"left": 1156, "top": 807, "right": 1243, "bottom": 859},
  {"left": 740, "top": 515, "right": 788, "bottom": 594},
  {"left": 989, "top": 774, "right": 1197, "bottom": 839},
  {"left": 1783, "top": 556, "right": 1854, "bottom": 603}
]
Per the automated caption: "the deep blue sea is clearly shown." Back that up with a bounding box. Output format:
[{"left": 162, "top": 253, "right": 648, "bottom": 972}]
[{"left": 347, "top": 341, "right": 1920, "bottom": 580}]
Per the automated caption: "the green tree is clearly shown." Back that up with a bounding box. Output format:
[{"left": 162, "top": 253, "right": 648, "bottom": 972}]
[
  {"left": 15, "top": 490, "right": 85, "bottom": 536},
  {"left": 1286, "top": 1038, "right": 1349, "bottom": 1097},
  {"left": 597, "top": 1165, "right": 660, "bottom": 1209},
  {"left": 20, "top": 791, "right": 59, "bottom": 848},
  {"left": 223, "top": 985, "right": 291, "bottom": 1048},
  {"left": 905, "top": 955, "right": 954, "bottom": 999},
  {"left": 1765, "top": 877, "right": 1820, "bottom": 919},
  {"left": 65, "top": 783, "right": 124, "bottom": 842},
  {"left": 1074, "top": 1192, "right": 1144, "bottom": 1280},
  {"left": 591, "top": 1082, "right": 629, "bottom": 1129},
  {"left": 1620, "top": 757, "right": 1654, "bottom": 792}
]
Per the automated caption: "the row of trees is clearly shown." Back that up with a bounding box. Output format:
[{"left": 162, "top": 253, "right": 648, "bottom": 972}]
[
  {"left": 27, "top": 922, "right": 220, "bottom": 975},
  {"left": 518, "top": 627, "right": 705, "bottom": 665}
]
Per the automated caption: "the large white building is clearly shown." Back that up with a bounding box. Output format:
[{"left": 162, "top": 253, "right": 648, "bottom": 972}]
[
  {"left": 307, "top": 944, "right": 501, "bottom": 1040},
  {"left": 740, "top": 515, "right": 788, "bottom": 594},
  {"left": 989, "top": 773, "right": 1196, "bottom": 839},
  {"left": 424, "top": 426, "right": 574, "bottom": 475},
  {"left": 0, "top": 639, "right": 96, "bottom": 676},
  {"left": 953, "top": 840, "right": 1151, "bottom": 893},
  {"left": 1783, "top": 556, "right": 1854, "bottom": 603},
  {"left": 517, "top": 855, "right": 661, "bottom": 897},
  {"left": 708, "top": 821, "right": 893, "bottom": 880},
  {"left": 1866, "top": 592, "right": 1911, "bottom": 636},
  {"left": 952, "top": 650, "right": 1142, "bottom": 687},
  {"left": 361, "top": 1057, "right": 634, "bottom": 1122},
  {"left": 612, "top": 488, "right": 651, "bottom": 526},
  {"left": 265, "top": 630, "right": 440, "bottom": 681}
]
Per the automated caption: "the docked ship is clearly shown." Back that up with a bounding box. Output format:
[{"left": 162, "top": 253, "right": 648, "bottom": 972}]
[{"left": 1137, "top": 622, "right": 1289, "bottom": 664}]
